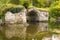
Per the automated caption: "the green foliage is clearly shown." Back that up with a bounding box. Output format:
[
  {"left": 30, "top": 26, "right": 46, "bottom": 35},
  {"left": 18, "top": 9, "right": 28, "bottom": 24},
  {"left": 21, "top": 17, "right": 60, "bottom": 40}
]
[
  {"left": 0, "top": 0, "right": 60, "bottom": 9},
  {"left": 49, "top": 1, "right": 60, "bottom": 30},
  {"left": 5, "top": 7, "right": 24, "bottom": 13},
  {"left": 10, "top": 0, "right": 20, "bottom": 5},
  {"left": 50, "top": 1, "right": 60, "bottom": 7},
  {"left": 50, "top": 8, "right": 60, "bottom": 18},
  {"left": 23, "top": 1, "right": 29, "bottom": 9},
  {"left": 2, "top": 5, "right": 24, "bottom": 14},
  {"left": 0, "top": 0, "right": 9, "bottom": 4},
  {"left": 32, "top": 0, "right": 53, "bottom": 8},
  {"left": 49, "top": 1, "right": 60, "bottom": 22}
]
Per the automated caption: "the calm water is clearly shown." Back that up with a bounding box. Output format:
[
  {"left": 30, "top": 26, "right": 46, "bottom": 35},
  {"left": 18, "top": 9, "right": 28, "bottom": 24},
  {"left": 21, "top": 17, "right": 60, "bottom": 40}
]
[{"left": 0, "top": 22, "right": 60, "bottom": 40}]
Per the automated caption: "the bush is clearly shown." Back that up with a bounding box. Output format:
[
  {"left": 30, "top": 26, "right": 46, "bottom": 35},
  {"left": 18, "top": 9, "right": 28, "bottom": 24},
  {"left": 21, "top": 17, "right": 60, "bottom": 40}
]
[
  {"left": 50, "top": 8, "right": 60, "bottom": 18},
  {"left": 49, "top": 1, "right": 60, "bottom": 22},
  {"left": 50, "top": 1, "right": 60, "bottom": 17}
]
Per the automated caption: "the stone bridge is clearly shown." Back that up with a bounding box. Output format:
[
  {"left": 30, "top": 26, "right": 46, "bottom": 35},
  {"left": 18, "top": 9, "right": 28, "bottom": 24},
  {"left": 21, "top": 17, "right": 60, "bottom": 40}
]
[
  {"left": 0, "top": 7, "right": 49, "bottom": 24},
  {"left": 27, "top": 8, "right": 49, "bottom": 23}
]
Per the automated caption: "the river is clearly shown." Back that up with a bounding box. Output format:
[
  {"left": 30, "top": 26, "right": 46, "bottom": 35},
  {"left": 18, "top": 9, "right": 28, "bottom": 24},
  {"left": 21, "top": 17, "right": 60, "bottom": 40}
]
[{"left": 0, "top": 22, "right": 60, "bottom": 40}]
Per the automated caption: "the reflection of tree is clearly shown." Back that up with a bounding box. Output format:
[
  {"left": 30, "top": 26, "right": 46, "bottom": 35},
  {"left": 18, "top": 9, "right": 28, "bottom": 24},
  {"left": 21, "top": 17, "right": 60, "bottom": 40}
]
[
  {"left": 38, "top": 22, "right": 48, "bottom": 32},
  {"left": 49, "top": 22, "right": 60, "bottom": 29}
]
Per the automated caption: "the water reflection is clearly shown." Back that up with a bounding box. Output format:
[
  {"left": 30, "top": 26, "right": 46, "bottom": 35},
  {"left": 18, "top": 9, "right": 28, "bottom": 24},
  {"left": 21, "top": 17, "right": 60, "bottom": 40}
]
[
  {"left": 26, "top": 22, "right": 48, "bottom": 35},
  {"left": 1, "top": 22, "right": 59, "bottom": 40},
  {"left": 26, "top": 22, "right": 48, "bottom": 40},
  {"left": 0, "top": 23, "right": 27, "bottom": 40},
  {"left": 49, "top": 22, "right": 60, "bottom": 29}
]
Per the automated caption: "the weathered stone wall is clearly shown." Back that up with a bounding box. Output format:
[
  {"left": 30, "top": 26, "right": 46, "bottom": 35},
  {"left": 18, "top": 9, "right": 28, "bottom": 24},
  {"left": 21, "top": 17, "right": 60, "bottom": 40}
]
[
  {"left": 27, "top": 8, "right": 49, "bottom": 23},
  {"left": 5, "top": 12, "right": 15, "bottom": 23},
  {"left": 5, "top": 8, "right": 27, "bottom": 24},
  {"left": 38, "top": 10, "right": 49, "bottom": 21}
]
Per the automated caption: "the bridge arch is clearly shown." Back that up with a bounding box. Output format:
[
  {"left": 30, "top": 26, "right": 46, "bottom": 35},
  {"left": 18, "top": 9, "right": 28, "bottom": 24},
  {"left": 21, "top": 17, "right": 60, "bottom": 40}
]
[{"left": 27, "top": 8, "right": 39, "bottom": 23}]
